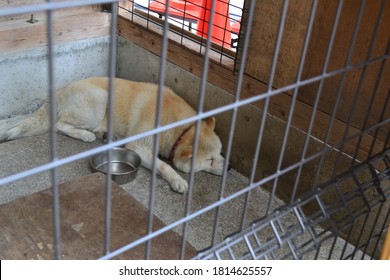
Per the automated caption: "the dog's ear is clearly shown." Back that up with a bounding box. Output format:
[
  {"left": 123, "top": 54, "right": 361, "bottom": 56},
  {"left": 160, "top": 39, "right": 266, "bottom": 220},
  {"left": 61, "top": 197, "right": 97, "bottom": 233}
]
[
  {"left": 180, "top": 147, "right": 193, "bottom": 159},
  {"left": 205, "top": 117, "right": 216, "bottom": 131}
]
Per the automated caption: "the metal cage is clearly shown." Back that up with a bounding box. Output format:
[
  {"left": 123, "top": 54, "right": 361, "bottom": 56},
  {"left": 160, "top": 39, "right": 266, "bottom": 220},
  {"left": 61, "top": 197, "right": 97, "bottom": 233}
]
[{"left": 0, "top": 0, "right": 389, "bottom": 260}]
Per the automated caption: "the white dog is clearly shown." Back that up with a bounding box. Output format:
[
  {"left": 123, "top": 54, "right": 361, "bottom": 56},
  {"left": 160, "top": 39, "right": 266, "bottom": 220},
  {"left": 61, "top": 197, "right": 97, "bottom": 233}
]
[{"left": 0, "top": 77, "right": 227, "bottom": 192}]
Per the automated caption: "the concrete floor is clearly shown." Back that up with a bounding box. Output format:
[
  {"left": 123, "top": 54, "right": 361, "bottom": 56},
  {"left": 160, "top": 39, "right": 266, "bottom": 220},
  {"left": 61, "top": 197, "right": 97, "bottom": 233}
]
[{"left": 0, "top": 133, "right": 364, "bottom": 259}]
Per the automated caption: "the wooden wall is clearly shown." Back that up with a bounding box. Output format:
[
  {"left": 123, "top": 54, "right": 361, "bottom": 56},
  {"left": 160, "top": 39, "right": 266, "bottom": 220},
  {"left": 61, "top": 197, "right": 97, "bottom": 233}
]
[
  {"left": 245, "top": 0, "right": 389, "bottom": 161},
  {"left": 0, "top": 1, "right": 110, "bottom": 53}
]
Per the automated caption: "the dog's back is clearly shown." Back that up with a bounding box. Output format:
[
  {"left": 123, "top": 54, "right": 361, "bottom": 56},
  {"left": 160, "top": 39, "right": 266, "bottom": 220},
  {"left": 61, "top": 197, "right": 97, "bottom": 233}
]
[{"left": 0, "top": 77, "right": 196, "bottom": 142}]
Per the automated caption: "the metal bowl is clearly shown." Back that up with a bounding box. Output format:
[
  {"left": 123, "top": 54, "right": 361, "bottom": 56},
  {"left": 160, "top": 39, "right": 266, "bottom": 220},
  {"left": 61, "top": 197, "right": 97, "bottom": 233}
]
[{"left": 90, "top": 147, "right": 141, "bottom": 185}]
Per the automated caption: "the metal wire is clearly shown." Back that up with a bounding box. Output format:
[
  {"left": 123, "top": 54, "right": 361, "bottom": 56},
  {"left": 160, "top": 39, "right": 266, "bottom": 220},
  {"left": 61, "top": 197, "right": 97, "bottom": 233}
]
[
  {"left": 1, "top": 0, "right": 388, "bottom": 261},
  {"left": 281, "top": 0, "right": 319, "bottom": 203},
  {"left": 350, "top": 0, "right": 387, "bottom": 165},
  {"left": 265, "top": 0, "right": 290, "bottom": 216},
  {"left": 331, "top": 0, "right": 367, "bottom": 175},
  {"left": 196, "top": 150, "right": 389, "bottom": 260},
  {"left": 103, "top": 1, "right": 119, "bottom": 256},
  {"left": 145, "top": 0, "right": 171, "bottom": 260},
  {"left": 181, "top": 0, "right": 218, "bottom": 258},
  {"left": 46, "top": 0, "right": 61, "bottom": 260}
]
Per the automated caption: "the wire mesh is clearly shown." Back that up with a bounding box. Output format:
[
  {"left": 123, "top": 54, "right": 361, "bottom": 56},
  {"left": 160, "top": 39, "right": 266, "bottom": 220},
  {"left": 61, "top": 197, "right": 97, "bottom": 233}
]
[
  {"left": 195, "top": 151, "right": 390, "bottom": 260},
  {"left": 120, "top": 0, "right": 244, "bottom": 67},
  {"left": 0, "top": 0, "right": 388, "bottom": 260}
]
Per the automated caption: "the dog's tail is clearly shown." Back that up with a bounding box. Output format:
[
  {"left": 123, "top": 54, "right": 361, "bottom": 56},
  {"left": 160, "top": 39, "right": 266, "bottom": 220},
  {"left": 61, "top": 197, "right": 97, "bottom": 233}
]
[{"left": 0, "top": 102, "right": 50, "bottom": 141}]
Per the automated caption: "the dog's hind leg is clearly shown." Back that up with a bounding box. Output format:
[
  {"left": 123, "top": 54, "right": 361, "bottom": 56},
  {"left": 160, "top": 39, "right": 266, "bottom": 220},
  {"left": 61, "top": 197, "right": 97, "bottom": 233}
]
[{"left": 56, "top": 121, "right": 96, "bottom": 142}]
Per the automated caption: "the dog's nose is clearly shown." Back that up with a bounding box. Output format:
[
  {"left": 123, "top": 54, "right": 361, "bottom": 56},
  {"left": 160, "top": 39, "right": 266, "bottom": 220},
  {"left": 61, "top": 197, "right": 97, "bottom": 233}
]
[{"left": 227, "top": 163, "right": 232, "bottom": 171}]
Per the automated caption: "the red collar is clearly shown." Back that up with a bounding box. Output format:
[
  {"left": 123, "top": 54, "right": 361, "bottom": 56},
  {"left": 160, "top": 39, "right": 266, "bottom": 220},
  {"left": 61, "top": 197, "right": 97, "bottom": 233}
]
[{"left": 169, "top": 125, "right": 192, "bottom": 161}]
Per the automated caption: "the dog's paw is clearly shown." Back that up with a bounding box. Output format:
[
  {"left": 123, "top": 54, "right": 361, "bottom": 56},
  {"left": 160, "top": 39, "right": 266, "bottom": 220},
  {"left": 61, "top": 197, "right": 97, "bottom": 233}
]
[
  {"left": 79, "top": 131, "right": 96, "bottom": 142},
  {"left": 170, "top": 177, "right": 188, "bottom": 193}
]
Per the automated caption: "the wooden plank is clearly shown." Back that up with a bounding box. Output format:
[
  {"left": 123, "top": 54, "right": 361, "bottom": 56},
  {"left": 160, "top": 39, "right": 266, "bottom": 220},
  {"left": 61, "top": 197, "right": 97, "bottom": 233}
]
[
  {"left": 245, "top": 0, "right": 312, "bottom": 89},
  {"left": 117, "top": 16, "right": 386, "bottom": 163},
  {"left": 245, "top": 0, "right": 390, "bottom": 142},
  {"left": 0, "top": 10, "right": 110, "bottom": 53},
  {"left": 0, "top": 173, "right": 197, "bottom": 259},
  {"left": 0, "top": 1, "right": 101, "bottom": 22}
]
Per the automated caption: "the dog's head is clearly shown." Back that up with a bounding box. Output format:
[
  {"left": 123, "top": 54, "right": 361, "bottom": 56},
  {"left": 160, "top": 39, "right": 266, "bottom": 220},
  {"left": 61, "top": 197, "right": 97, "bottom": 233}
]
[{"left": 172, "top": 117, "right": 226, "bottom": 175}]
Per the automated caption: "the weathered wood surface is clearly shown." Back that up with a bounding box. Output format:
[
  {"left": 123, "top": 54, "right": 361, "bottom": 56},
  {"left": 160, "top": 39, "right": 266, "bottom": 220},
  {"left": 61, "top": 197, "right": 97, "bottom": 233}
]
[{"left": 0, "top": 173, "right": 197, "bottom": 259}]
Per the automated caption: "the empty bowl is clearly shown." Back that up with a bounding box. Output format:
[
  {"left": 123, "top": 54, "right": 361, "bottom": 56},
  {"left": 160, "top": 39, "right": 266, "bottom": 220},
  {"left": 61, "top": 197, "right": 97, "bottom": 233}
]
[{"left": 90, "top": 147, "right": 141, "bottom": 185}]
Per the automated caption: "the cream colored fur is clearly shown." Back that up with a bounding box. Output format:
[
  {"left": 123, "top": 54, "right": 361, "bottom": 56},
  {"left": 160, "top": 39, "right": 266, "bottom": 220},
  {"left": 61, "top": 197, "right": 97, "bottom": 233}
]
[{"left": 0, "top": 77, "right": 226, "bottom": 193}]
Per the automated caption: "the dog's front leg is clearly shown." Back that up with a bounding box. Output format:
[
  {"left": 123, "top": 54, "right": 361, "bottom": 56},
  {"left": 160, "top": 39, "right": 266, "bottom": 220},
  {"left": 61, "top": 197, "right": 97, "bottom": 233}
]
[{"left": 127, "top": 144, "right": 188, "bottom": 193}]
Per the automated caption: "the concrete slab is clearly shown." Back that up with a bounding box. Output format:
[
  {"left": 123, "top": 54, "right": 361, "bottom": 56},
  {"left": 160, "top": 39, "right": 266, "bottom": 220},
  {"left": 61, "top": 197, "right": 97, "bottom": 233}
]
[
  {"left": 0, "top": 133, "right": 364, "bottom": 259},
  {"left": 0, "top": 36, "right": 109, "bottom": 119},
  {"left": 0, "top": 133, "right": 285, "bottom": 254}
]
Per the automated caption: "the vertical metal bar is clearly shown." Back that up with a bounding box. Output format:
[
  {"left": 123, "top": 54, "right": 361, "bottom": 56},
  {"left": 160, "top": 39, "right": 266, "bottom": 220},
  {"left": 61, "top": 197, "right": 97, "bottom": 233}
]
[
  {"left": 211, "top": 0, "right": 257, "bottom": 243},
  {"left": 180, "top": 0, "right": 187, "bottom": 45},
  {"left": 146, "top": 0, "right": 151, "bottom": 30},
  {"left": 332, "top": 0, "right": 380, "bottom": 173},
  {"left": 180, "top": 0, "right": 218, "bottom": 259},
  {"left": 367, "top": 65, "right": 390, "bottom": 158},
  {"left": 294, "top": 0, "right": 345, "bottom": 191},
  {"left": 312, "top": 0, "right": 351, "bottom": 190},
  {"left": 263, "top": 0, "right": 289, "bottom": 216},
  {"left": 130, "top": 0, "right": 135, "bottom": 22},
  {"left": 323, "top": 0, "right": 366, "bottom": 177},
  {"left": 145, "top": 0, "right": 171, "bottom": 260},
  {"left": 243, "top": 0, "right": 291, "bottom": 225},
  {"left": 46, "top": 0, "right": 61, "bottom": 260},
  {"left": 350, "top": 0, "right": 387, "bottom": 164},
  {"left": 103, "top": 1, "right": 118, "bottom": 256},
  {"left": 275, "top": 0, "right": 318, "bottom": 204}
]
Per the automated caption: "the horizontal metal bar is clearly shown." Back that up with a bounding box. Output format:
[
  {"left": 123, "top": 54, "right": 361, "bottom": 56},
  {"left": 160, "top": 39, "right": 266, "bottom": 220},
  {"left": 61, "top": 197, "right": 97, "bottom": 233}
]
[
  {"left": 0, "top": 0, "right": 118, "bottom": 17},
  {"left": 99, "top": 141, "right": 389, "bottom": 259},
  {"left": 0, "top": 53, "right": 388, "bottom": 187}
]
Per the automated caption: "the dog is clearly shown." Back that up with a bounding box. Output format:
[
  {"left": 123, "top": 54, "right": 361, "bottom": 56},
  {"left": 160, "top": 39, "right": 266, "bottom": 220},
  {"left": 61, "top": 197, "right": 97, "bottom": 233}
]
[{"left": 0, "top": 77, "right": 227, "bottom": 193}]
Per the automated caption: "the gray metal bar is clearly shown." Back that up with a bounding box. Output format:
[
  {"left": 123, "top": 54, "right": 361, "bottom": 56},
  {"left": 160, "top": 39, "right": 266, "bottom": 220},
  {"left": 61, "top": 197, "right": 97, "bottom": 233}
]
[
  {"left": 274, "top": 0, "right": 318, "bottom": 204},
  {"left": 103, "top": 2, "right": 118, "bottom": 256},
  {"left": 351, "top": 0, "right": 388, "bottom": 164},
  {"left": 332, "top": 0, "right": 372, "bottom": 174},
  {"left": 290, "top": 0, "right": 339, "bottom": 200},
  {"left": 264, "top": 0, "right": 290, "bottom": 216},
  {"left": 211, "top": 0, "right": 257, "bottom": 244},
  {"left": 368, "top": 48, "right": 390, "bottom": 158},
  {"left": 311, "top": 0, "right": 348, "bottom": 188},
  {"left": 145, "top": 0, "right": 172, "bottom": 260},
  {"left": 181, "top": 0, "right": 219, "bottom": 259},
  {"left": 46, "top": 0, "right": 61, "bottom": 260}
]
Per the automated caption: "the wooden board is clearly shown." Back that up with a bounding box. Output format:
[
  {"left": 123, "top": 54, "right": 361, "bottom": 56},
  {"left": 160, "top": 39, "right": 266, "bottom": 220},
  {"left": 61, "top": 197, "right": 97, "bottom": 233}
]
[
  {"left": 0, "top": 173, "right": 197, "bottom": 259},
  {"left": 245, "top": 0, "right": 390, "bottom": 142},
  {"left": 0, "top": 9, "right": 110, "bottom": 53}
]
